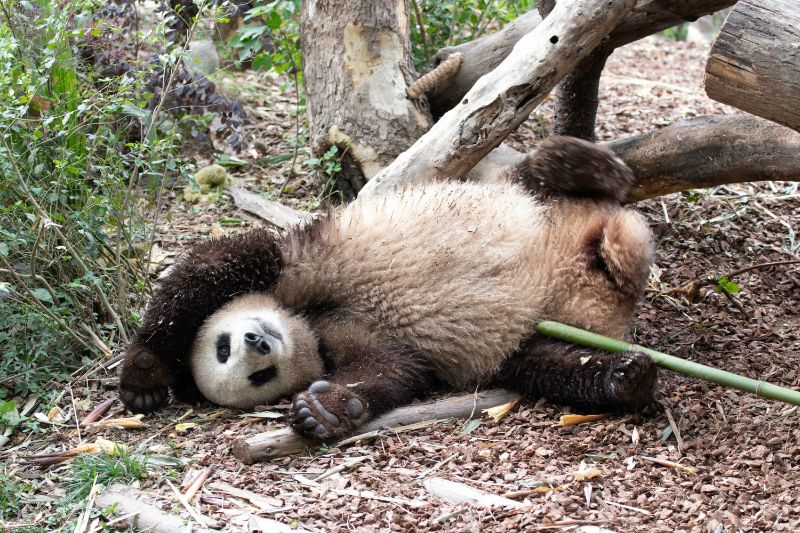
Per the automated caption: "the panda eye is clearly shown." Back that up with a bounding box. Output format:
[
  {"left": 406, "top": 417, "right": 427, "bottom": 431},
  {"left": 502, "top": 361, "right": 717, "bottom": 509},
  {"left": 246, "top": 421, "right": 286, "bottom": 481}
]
[{"left": 216, "top": 333, "right": 231, "bottom": 363}]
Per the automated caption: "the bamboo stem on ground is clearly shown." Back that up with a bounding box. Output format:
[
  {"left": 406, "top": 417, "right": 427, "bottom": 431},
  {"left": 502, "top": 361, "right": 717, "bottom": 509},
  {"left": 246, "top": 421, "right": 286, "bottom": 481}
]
[{"left": 535, "top": 321, "right": 800, "bottom": 406}]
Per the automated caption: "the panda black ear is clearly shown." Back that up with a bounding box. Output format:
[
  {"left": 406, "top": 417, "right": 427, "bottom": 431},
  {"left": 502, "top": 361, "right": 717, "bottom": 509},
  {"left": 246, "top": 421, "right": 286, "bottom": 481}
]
[{"left": 514, "top": 136, "right": 635, "bottom": 203}]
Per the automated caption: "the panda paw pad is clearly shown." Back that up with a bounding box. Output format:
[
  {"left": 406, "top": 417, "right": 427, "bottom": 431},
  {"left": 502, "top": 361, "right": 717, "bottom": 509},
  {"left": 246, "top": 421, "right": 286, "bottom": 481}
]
[
  {"left": 291, "top": 381, "right": 369, "bottom": 440},
  {"left": 120, "top": 386, "right": 169, "bottom": 414},
  {"left": 604, "top": 351, "right": 657, "bottom": 409}
]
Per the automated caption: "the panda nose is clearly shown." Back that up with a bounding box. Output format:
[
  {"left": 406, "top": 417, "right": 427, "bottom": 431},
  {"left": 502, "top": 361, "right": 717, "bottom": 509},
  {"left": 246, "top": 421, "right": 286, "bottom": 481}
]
[{"left": 244, "top": 332, "right": 271, "bottom": 355}]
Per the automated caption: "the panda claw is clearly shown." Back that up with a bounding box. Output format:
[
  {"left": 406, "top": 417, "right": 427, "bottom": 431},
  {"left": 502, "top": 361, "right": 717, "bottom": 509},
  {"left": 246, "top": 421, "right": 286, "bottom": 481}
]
[
  {"left": 121, "top": 390, "right": 136, "bottom": 404},
  {"left": 297, "top": 407, "right": 312, "bottom": 418},
  {"left": 295, "top": 399, "right": 308, "bottom": 410},
  {"left": 313, "top": 424, "right": 326, "bottom": 436},
  {"left": 302, "top": 416, "right": 317, "bottom": 429}
]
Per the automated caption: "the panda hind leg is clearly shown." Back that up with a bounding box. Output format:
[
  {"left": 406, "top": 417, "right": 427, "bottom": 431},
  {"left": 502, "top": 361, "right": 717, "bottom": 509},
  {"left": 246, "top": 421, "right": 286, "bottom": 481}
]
[{"left": 495, "top": 337, "right": 657, "bottom": 412}]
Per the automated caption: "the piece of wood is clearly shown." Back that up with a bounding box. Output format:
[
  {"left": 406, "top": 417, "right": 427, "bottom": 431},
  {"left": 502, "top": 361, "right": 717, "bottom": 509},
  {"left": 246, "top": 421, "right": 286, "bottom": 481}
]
[
  {"left": 423, "top": 477, "right": 529, "bottom": 508},
  {"left": 232, "top": 389, "right": 520, "bottom": 463},
  {"left": 359, "top": 0, "right": 636, "bottom": 197},
  {"left": 94, "top": 484, "right": 190, "bottom": 533},
  {"left": 706, "top": 0, "right": 800, "bottom": 132},
  {"left": 226, "top": 187, "right": 312, "bottom": 229},
  {"left": 427, "top": 0, "right": 736, "bottom": 118},
  {"left": 609, "top": 114, "right": 800, "bottom": 203},
  {"left": 467, "top": 115, "right": 800, "bottom": 202},
  {"left": 301, "top": 0, "right": 433, "bottom": 197}
]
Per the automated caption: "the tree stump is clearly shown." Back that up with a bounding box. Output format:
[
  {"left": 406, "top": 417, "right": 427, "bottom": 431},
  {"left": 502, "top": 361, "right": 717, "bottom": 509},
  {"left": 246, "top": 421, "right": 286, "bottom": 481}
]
[{"left": 706, "top": 0, "right": 800, "bottom": 132}]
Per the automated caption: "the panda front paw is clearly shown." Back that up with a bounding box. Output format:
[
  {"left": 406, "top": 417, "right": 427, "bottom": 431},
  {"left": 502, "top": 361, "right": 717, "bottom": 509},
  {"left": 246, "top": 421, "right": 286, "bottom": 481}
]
[
  {"left": 119, "top": 345, "right": 173, "bottom": 413},
  {"left": 290, "top": 381, "right": 369, "bottom": 440},
  {"left": 120, "top": 385, "right": 169, "bottom": 413},
  {"left": 604, "top": 351, "right": 657, "bottom": 410}
]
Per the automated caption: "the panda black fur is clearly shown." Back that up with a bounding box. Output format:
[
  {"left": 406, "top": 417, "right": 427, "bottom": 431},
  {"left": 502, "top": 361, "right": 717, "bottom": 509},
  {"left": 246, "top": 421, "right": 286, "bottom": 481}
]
[{"left": 119, "top": 136, "right": 658, "bottom": 440}]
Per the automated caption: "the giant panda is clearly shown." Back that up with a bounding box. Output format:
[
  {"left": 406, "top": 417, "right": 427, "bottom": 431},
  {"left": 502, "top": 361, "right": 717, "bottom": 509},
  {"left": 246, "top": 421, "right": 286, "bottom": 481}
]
[{"left": 118, "top": 136, "right": 658, "bottom": 440}]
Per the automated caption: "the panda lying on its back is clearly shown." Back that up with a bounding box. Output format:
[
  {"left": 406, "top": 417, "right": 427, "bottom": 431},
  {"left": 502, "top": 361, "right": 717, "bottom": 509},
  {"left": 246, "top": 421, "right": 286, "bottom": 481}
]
[{"left": 119, "top": 137, "right": 657, "bottom": 440}]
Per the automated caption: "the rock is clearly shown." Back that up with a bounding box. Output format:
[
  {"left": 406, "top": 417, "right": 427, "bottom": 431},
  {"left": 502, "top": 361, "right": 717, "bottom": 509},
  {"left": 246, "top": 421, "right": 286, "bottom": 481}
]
[{"left": 183, "top": 40, "right": 220, "bottom": 76}]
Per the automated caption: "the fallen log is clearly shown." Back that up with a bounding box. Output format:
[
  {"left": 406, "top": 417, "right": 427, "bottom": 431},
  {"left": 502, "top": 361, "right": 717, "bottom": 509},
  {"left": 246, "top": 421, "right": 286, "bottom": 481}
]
[
  {"left": 463, "top": 115, "right": 800, "bottom": 203},
  {"left": 359, "top": 0, "right": 636, "bottom": 197},
  {"left": 232, "top": 389, "right": 520, "bottom": 464},
  {"left": 706, "top": 0, "right": 800, "bottom": 132}
]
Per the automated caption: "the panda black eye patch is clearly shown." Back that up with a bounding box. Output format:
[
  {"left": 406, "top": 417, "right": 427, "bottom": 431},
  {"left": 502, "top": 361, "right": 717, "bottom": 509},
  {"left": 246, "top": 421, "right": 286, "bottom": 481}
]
[{"left": 216, "top": 333, "right": 231, "bottom": 363}]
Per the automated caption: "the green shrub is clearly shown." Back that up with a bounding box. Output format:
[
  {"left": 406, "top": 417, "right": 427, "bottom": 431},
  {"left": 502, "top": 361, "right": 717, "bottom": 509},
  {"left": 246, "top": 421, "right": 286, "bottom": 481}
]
[{"left": 0, "top": 0, "right": 190, "bottom": 401}]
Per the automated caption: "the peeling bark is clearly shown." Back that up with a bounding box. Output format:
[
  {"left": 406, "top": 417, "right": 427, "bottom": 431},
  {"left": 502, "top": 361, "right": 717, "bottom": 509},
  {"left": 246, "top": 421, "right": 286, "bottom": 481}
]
[
  {"left": 359, "top": 0, "right": 636, "bottom": 197},
  {"left": 705, "top": 0, "right": 800, "bottom": 132},
  {"left": 301, "top": 0, "right": 432, "bottom": 198}
]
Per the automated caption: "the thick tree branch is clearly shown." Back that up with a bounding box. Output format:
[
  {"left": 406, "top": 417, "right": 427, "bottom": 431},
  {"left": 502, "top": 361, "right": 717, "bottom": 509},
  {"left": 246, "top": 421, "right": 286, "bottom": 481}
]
[
  {"left": 428, "top": 11, "right": 542, "bottom": 117},
  {"left": 359, "top": 0, "right": 636, "bottom": 197},
  {"left": 427, "top": 0, "right": 736, "bottom": 119},
  {"left": 611, "top": 115, "right": 800, "bottom": 203}
]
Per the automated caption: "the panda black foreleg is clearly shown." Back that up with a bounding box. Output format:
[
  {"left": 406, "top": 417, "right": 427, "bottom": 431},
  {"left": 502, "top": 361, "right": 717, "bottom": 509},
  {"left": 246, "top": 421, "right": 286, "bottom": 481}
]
[
  {"left": 120, "top": 228, "right": 284, "bottom": 413},
  {"left": 290, "top": 339, "right": 437, "bottom": 440},
  {"left": 495, "top": 337, "right": 657, "bottom": 412}
]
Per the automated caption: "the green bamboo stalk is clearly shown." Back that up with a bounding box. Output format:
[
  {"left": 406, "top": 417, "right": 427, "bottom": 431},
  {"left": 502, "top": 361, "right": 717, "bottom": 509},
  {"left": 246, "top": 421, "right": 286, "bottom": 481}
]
[{"left": 535, "top": 321, "right": 800, "bottom": 407}]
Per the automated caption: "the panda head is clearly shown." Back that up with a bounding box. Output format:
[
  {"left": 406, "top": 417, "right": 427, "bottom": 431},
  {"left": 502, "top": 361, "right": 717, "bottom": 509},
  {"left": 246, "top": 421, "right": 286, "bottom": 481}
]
[{"left": 190, "top": 293, "right": 323, "bottom": 408}]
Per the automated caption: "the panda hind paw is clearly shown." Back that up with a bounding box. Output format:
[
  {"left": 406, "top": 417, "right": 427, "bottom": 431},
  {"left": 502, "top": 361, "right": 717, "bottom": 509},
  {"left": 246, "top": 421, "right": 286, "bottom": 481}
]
[
  {"left": 290, "top": 381, "right": 369, "bottom": 440},
  {"left": 604, "top": 351, "right": 657, "bottom": 410}
]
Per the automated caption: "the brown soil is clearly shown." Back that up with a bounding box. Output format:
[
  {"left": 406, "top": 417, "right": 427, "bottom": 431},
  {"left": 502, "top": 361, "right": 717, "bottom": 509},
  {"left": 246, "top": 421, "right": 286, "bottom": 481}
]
[{"left": 4, "top": 36, "right": 800, "bottom": 533}]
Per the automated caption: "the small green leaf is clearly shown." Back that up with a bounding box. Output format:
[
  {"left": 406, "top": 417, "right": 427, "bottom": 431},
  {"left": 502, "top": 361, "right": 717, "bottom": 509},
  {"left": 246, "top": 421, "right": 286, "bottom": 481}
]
[
  {"left": 252, "top": 53, "right": 273, "bottom": 71},
  {"left": 31, "top": 288, "right": 53, "bottom": 304},
  {"left": 0, "top": 243, "right": 8, "bottom": 256},
  {"left": 716, "top": 276, "right": 741, "bottom": 294}
]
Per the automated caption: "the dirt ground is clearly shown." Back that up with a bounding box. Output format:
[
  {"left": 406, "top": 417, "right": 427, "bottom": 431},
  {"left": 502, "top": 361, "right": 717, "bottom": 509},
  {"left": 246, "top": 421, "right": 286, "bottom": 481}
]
[{"left": 4, "top": 36, "right": 800, "bottom": 532}]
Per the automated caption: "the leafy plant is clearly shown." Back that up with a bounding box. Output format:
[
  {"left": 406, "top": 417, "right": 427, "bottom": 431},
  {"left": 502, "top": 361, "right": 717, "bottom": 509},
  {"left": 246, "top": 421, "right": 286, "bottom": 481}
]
[
  {"left": 66, "top": 449, "right": 149, "bottom": 503},
  {"left": 715, "top": 276, "right": 741, "bottom": 294},
  {"left": 0, "top": 471, "right": 24, "bottom": 520},
  {"left": 230, "top": 0, "right": 303, "bottom": 87},
  {"left": 0, "top": 0, "right": 200, "bottom": 403}
]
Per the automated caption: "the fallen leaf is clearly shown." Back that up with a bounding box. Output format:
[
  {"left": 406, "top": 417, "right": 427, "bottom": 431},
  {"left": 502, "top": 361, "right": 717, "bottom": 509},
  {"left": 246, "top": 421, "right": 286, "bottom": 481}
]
[
  {"left": 558, "top": 413, "right": 610, "bottom": 427},
  {"left": 483, "top": 399, "right": 520, "bottom": 423},
  {"left": 175, "top": 422, "right": 198, "bottom": 433}
]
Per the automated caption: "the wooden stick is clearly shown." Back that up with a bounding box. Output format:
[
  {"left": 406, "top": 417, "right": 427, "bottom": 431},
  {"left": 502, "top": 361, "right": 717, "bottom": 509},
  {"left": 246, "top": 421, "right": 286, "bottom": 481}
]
[
  {"left": 232, "top": 389, "right": 520, "bottom": 464},
  {"left": 536, "top": 321, "right": 800, "bottom": 407},
  {"left": 94, "top": 484, "right": 189, "bottom": 533}
]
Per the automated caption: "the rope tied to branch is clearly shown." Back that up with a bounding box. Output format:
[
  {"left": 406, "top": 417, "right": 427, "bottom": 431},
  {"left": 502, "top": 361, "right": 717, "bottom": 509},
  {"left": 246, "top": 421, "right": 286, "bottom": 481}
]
[{"left": 407, "top": 52, "right": 464, "bottom": 100}]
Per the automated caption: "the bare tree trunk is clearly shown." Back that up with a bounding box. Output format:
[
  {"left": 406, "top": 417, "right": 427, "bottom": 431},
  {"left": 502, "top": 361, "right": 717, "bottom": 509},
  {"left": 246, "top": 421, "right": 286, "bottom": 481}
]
[
  {"left": 359, "top": 0, "right": 636, "bottom": 197},
  {"left": 301, "top": 0, "right": 432, "bottom": 198},
  {"left": 705, "top": 0, "right": 800, "bottom": 133}
]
